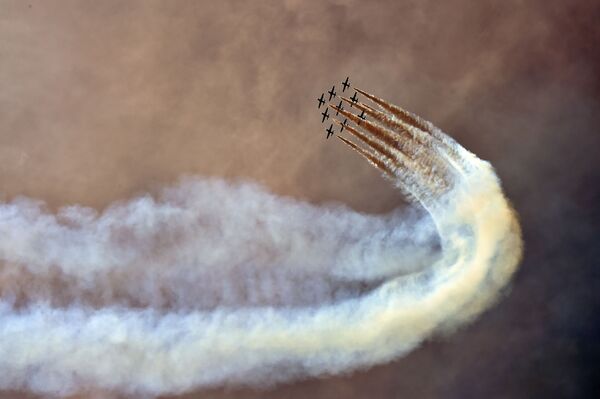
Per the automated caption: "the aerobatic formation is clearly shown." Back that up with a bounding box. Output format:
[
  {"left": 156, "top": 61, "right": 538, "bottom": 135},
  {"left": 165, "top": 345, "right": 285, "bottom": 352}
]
[
  {"left": 0, "top": 84, "right": 523, "bottom": 397},
  {"left": 318, "top": 77, "right": 364, "bottom": 138}
]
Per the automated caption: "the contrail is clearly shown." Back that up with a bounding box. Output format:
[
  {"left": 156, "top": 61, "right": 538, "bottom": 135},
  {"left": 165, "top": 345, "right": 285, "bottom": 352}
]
[{"left": 0, "top": 89, "right": 522, "bottom": 397}]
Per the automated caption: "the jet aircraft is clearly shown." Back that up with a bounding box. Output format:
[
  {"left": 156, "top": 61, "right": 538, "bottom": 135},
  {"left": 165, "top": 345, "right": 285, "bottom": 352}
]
[
  {"left": 357, "top": 110, "right": 366, "bottom": 124},
  {"left": 339, "top": 118, "right": 348, "bottom": 132},
  {"left": 321, "top": 108, "right": 330, "bottom": 123},
  {"left": 341, "top": 77, "right": 350, "bottom": 92},
  {"left": 326, "top": 124, "right": 334, "bottom": 139},
  {"left": 317, "top": 93, "right": 325, "bottom": 108},
  {"left": 327, "top": 85, "right": 337, "bottom": 100},
  {"left": 349, "top": 91, "right": 359, "bottom": 107}
]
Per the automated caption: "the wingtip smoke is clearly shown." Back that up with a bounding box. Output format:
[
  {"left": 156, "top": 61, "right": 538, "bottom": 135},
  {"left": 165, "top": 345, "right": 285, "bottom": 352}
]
[{"left": 0, "top": 90, "right": 522, "bottom": 397}]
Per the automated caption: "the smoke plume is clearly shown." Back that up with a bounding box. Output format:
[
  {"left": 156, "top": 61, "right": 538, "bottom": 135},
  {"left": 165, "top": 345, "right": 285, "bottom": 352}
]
[{"left": 0, "top": 90, "right": 522, "bottom": 397}]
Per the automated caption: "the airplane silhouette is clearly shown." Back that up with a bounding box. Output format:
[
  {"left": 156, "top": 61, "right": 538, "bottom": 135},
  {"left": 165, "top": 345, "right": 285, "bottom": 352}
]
[
  {"left": 321, "top": 108, "right": 330, "bottom": 123},
  {"left": 339, "top": 118, "right": 348, "bottom": 132},
  {"left": 317, "top": 93, "right": 325, "bottom": 108},
  {"left": 350, "top": 91, "right": 359, "bottom": 107},
  {"left": 341, "top": 77, "right": 350, "bottom": 92},
  {"left": 357, "top": 110, "right": 366, "bottom": 124},
  {"left": 327, "top": 85, "right": 337, "bottom": 100},
  {"left": 326, "top": 124, "right": 334, "bottom": 139},
  {"left": 335, "top": 100, "right": 343, "bottom": 115}
]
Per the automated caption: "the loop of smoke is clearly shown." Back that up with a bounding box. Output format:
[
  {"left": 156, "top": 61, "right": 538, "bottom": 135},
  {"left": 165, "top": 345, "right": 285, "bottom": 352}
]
[{"left": 0, "top": 92, "right": 522, "bottom": 397}]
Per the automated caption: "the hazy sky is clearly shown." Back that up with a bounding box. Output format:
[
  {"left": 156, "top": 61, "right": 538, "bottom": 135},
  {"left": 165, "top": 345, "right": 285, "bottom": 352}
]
[{"left": 1, "top": 0, "right": 599, "bottom": 398}]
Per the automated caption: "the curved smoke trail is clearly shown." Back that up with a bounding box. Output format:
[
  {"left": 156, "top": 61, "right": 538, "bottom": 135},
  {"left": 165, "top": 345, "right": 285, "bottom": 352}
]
[{"left": 0, "top": 89, "right": 522, "bottom": 397}]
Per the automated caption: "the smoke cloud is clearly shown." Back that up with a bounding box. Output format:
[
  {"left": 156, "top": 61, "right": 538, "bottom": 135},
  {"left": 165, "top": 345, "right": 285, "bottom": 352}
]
[{"left": 0, "top": 92, "right": 522, "bottom": 397}]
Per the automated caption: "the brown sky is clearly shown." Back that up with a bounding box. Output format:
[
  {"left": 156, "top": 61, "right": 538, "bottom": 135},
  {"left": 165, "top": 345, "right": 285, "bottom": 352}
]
[{"left": 1, "top": 0, "right": 599, "bottom": 398}]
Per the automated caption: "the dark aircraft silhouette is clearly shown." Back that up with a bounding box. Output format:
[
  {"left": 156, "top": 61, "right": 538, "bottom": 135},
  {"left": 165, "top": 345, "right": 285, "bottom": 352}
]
[
  {"left": 335, "top": 100, "right": 343, "bottom": 115},
  {"left": 339, "top": 118, "right": 348, "bottom": 132},
  {"left": 321, "top": 108, "right": 330, "bottom": 123},
  {"left": 317, "top": 93, "right": 325, "bottom": 108},
  {"left": 327, "top": 85, "right": 337, "bottom": 100},
  {"left": 350, "top": 91, "right": 359, "bottom": 107},
  {"left": 326, "top": 124, "right": 334, "bottom": 139},
  {"left": 341, "top": 77, "right": 350, "bottom": 92},
  {"left": 357, "top": 110, "right": 366, "bottom": 124}
]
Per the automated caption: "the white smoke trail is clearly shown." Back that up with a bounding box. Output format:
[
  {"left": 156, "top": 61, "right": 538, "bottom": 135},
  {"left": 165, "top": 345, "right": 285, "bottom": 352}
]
[{"left": 0, "top": 92, "right": 522, "bottom": 397}]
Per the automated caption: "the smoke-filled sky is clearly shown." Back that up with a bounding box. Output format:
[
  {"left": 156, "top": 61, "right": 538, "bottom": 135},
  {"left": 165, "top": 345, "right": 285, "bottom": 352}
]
[{"left": 0, "top": 0, "right": 599, "bottom": 398}]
